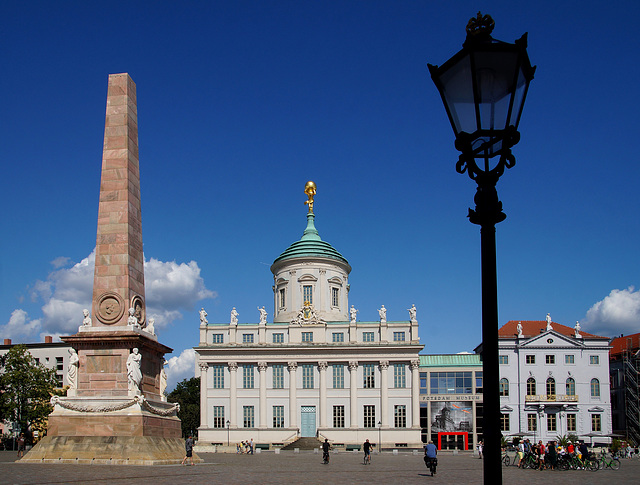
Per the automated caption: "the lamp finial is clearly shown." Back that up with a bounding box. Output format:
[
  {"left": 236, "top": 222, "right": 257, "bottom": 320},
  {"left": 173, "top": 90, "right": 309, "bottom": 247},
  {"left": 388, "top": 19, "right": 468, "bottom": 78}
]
[{"left": 466, "top": 12, "right": 495, "bottom": 37}]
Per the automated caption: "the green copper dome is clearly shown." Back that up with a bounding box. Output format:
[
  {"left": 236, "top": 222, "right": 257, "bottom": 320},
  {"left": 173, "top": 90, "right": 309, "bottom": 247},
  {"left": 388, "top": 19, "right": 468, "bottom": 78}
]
[{"left": 271, "top": 213, "right": 350, "bottom": 270}]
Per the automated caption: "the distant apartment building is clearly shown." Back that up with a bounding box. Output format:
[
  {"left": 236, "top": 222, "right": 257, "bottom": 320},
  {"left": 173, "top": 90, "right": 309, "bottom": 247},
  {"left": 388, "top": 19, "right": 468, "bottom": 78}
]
[{"left": 609, "top": 333, "right": 640, "bottom": 445}]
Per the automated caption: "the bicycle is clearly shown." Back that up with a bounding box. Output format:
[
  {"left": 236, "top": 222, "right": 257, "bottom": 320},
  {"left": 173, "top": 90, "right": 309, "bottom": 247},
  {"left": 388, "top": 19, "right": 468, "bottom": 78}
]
[
  {"left": 322, "top": 450, "right": 330, "bottom": 464},
  {"left": 596, "top": 452, "right": 621, "bottom": 470},
  {"left": 363, "top": 452, "right": 371, "bottom": 465},
  {"left": 424, "top": 456, "right": 438, "bottom": 476},
  {"left": 501, "top": 452, "right": 510, "bottom": 466}
]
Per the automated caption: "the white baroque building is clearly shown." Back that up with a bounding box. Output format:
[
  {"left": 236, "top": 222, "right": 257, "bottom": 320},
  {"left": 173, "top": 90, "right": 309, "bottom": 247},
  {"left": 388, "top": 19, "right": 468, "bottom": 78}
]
[
  {"left": 494, "top": 319, "right": 612, "bottom": 445},
  {"left": 196, "top": 186, "right": 423, "bottom": 448}
]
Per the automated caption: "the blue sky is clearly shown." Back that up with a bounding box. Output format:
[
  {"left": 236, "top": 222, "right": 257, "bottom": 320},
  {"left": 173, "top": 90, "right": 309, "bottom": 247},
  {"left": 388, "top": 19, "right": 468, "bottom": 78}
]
[{"left": 2, "top": 1, "right": 639, "bottom": 390}]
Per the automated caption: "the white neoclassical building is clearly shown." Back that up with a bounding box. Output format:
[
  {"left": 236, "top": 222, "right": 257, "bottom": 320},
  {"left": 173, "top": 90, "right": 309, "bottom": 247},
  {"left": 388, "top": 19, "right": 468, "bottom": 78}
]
[
  {"left": 493, "top": 319, "right": 612, "bottom": 445},
  {"left": 196, "top": 183, "right": 423, "bottom": 449}
]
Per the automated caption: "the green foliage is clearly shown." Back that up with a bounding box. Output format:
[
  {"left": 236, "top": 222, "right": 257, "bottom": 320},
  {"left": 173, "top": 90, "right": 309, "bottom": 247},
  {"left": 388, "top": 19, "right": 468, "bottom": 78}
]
[
  {"left": 555, "top": 434, "right": 579, "bottom": 446},
  {"left": 167, "top": 377, "right": 200, "bottom": 438},
  {"left": 611, "top": 438, "right": 622, "bottom": 453},
  {"left": 0, "top": 345, "right": 58, "bottom": 438}
]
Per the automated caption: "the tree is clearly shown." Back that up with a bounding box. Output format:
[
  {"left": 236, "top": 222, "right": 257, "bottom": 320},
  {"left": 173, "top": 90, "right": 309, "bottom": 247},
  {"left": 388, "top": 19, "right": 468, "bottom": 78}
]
[
  {"left": 0, "top": 345, "right": 58, "bottom": 441},
  {"left": 167, "top": 376, "right": 200, "bottom": 438}
]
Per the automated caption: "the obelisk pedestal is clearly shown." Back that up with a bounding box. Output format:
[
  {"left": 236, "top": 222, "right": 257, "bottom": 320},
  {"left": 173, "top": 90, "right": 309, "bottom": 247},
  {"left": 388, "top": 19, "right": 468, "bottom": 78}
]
[{"left": 23, "top": 74, "right": 197, "bottom": 465}]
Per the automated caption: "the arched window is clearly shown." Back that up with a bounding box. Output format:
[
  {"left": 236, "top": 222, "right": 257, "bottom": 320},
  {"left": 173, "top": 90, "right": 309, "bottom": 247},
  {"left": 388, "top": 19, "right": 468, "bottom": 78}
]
[
  {"left": 566, "top": 377, "right": 576, "bottom": 396},
  {"left": 591, "top": 378, "right": 600, "bottom": 398},
  {"left": 526, "top": 377, "right": 536, "bottom": 396},
  {"left": 499, "top": 378, "right": 509, "bottom": 397},
  {"left": 546, "top": 377, "right": 556, "bottom": 397}
]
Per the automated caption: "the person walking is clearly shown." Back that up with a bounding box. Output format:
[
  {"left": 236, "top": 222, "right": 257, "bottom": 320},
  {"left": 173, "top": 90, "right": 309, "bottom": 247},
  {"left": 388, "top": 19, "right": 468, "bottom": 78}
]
[
  {"left": 17, "top": 434, "right": 25, "bottom": 458},
  {"left": 181, "top": 435, "right": 195, "bottom": 465}
]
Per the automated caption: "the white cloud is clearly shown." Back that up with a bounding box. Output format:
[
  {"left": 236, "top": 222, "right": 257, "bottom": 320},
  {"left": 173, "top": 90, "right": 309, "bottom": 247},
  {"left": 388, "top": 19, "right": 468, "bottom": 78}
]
[
  {"left": 582, "top": 286, "right": 640, "bottom": 337},
  {"left": 6, "top": 250, "right": 216, "bottom": 341},
  {"left": 165, "top": 348, "right": 197, "bottom": 391},
  {"left": 0, "top": 309, "right": 42, "bottom": 341}
]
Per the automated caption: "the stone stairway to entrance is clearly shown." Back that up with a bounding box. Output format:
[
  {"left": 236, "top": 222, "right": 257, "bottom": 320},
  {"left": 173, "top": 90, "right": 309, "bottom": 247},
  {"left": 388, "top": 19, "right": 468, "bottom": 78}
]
[{"left": 281, "top": 437, "right": 323, "bottom": 450}]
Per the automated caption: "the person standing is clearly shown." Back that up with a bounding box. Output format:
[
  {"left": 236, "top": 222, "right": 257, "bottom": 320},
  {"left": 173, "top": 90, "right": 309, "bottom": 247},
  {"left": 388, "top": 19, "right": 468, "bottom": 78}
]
[
  {"left": 17, "top": 434, "right": 25, "bottom": 458},
  {"left": 249, "top": 438, "right": 254, "bottom": 455},
  {"left": 322, "top": 438, "right": 331, "bottom": 464},
  {"left": 477, "top": 440, "right": 483, "bottom": 459},
  {"left": 181, "top": 435, "right": 194, "bottom": 465}
]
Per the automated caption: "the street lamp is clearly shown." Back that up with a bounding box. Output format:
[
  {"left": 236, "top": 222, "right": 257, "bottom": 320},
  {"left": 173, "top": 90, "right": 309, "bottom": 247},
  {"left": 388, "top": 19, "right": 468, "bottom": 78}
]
[
  {"left": 226, "top": 419, "right": 230, "bottom": 447},
  {"left": 378, "top": 420, "right": 382, "bottom": 453},
  {"left": 428, "top": 12, "right": 535, "bottom": 485}
]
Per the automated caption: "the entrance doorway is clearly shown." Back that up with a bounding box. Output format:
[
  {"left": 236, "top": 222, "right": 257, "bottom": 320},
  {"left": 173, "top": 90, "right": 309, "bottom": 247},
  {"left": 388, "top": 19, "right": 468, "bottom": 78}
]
[
  {"left": 436, "top": 432, "right": 468, "bottom": 450},
  {"left": 301, "top": 406, "right": 316, "bottom": 437}
]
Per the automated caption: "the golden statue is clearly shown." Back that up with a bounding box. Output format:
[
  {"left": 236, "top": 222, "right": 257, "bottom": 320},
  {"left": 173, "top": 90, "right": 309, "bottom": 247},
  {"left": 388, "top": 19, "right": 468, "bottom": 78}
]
[{"left": 304, "top": 181, "right": 317, "bottom": 213}]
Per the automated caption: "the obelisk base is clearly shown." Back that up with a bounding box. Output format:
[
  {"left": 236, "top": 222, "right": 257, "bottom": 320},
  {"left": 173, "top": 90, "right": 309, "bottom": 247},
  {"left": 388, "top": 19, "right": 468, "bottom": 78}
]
[{"left": 21, "top": 436, "right": 200, "bottom": 465}]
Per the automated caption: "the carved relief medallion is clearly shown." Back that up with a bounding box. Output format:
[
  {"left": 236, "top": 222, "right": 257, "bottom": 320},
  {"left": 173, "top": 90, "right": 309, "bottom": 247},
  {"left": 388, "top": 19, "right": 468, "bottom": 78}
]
[
  {"left": 131, "top": 295, "right": 146, "bottom": 327},
  {"left": 96, "top": 291, "right": 125, "bottom": 325}
]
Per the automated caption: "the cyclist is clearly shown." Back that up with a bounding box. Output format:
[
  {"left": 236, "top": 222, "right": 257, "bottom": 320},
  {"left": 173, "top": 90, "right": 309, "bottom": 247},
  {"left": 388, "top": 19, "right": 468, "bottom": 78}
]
[
  {"left": 363, "top": 439, "right": 373, "bottom": 464},
  {"left": 424, "top": 440, "right": 438, "bottom": 475},
  {"left": 322, "top": 438, "right": 331, "bottom": 464}
]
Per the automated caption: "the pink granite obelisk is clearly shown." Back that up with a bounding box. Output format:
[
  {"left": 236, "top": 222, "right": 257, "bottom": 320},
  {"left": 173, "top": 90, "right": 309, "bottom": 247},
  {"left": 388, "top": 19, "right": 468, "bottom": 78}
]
[
  {"left": 23, "top": 74, "right": 194, "bottom": 465},
  {"left": 91, "top": 73, "right": 146, "bottom": 329}
]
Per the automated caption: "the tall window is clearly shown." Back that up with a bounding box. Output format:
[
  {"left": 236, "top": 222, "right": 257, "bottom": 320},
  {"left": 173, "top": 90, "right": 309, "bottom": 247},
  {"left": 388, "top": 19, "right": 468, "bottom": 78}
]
[
  {"left": 212, "top": 334, "right": 224, "bottom": 343},
  {"left": 500, "top": 413, "right": 510, "bottom": 432},
  {"left": 394, "top": 364, "right": 406, "bottom": 388},
  {"left": 567, "top": 413, "right": 577, "bottom": 432},
  {"left": 273, "top": 405, "right": 285, "bottom": 428},
  {"left": 243, "top": 406, "right": 254, "bottom": 428},
  {"left": 499, "top": 378, "right": 509, "bottom": 397},
  {"left": 279, "top": 288, "right": 286, "bottom": 309},
  {"left": 242, "top": 334, "right": 254, "bottom": 344},
  {"left": 303, "top": 285, "right": 313, "bottom": 304},
  {"left": 394, "top": 405, "right": 407, "bottom": 428},
  {"left": 566, "top": 377, "right": 575, "bottom": 396},
  {"left": 213, "top": 406, "right": 225, "bottom": 428},
  {"left": 591, "top": 414, "right": 601, "bottom": 432},
  {"left": 527, "top": 413, "right": 537, "bottom": 431},
  {"left": 546, "top": 377, "right": 556, "bottom": 397},
  {"left": 363, "top": 332, "right": 375, "bottom": 342},
  {"left": 302, "top": 364, "right": 314, "bottom": 389},
  {"left": 273, "top": 333, "right": 284, "bottom": 343},
  {"left": 565, "top": 354, "right": 575, "bottom": 364},
  {"left": 547, "top": 414, "right": 557, "bottom": 432},
  {"left": 212, "top": 365, "right": 224, "bottom": 389},
  {"left": 302, "top": 332, "right": 313, "bottom": 342},
  {"left": 475, "top": 371, "right": 483, "bottom": 394},
  {"left": 526, "top": 377, "right": 536, "bottom": 396},
  {"left": 499, "top": 355, "right": 508, "bottom": 365},
  {"left": 243, "top": 365, "right": 254, "bottom": 389},
  {"left": 332, "top": 287, "right": 339, "bottom": 307},
  {"left": 590, "top": 355, "right": 600, "bottom": 365},
  {"left": 364, "top": 405, "right": 376, "bottom": 428},
  {"left": 333, "top": 364, "right": 344, "bottom": 389},
  {"left": 591, "top": 378, "right": 600, "bottom": 397},
  {"left": 546, "top": 355, "right": 555, "bottom": 364},
  {"left": 273, "top": 364, "right": 284, "bottom": 389},
  {"left": 56, "top": 357, "right": 63, "bottom": 387},
  {"left": 393, "top": 332, "right": 405, "bottom": 342},
  {"left": 363, "top": 364, "right": 375, "bottom": 388},
  {"left": 526, "top": 355, "right": 535, "bottom": 364},
  {"left": 333, "top": 405, "right": 345, "bottom": 428},
  {"left": 332, "top": 332, "right": 344, "bottom": 343}
]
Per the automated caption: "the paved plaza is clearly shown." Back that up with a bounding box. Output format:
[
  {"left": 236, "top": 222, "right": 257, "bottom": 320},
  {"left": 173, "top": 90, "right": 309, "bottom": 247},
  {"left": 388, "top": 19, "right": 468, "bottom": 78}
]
[{"left": 1, "top": 450, "right": 638, "bottom": 484}]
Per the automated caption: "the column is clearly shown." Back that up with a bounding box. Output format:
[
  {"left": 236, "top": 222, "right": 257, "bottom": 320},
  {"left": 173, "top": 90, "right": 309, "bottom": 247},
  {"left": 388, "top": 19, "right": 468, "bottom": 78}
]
[
  {"left": 411, "top": 359, "right": 420, "bottom": 429},
  {"left": 380, "top": 360, "right": 389, "bottom": 428},
  {"left": 318, "top": 361, "right": 328, "bottom": 428},
  {"left": 229, "top": 362, "right": 238, "bottom": 428},
  {"left": 349, "top": 361, "right": 358, "bottom": 428},
  {"left": 199, "top": 362, "right": 208, "bottom": 428},
  {"left": 259, "top": 361, "right": 268, "bottom": 428},
  {"left": 288, "top": 361, "right": 298, "bottom": 429}
]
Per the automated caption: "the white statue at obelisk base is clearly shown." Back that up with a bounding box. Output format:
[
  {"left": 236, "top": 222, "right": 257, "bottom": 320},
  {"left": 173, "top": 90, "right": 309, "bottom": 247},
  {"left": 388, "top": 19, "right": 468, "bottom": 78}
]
[{"left": 127, "top": 348, "right": 143, "bottom": 396}]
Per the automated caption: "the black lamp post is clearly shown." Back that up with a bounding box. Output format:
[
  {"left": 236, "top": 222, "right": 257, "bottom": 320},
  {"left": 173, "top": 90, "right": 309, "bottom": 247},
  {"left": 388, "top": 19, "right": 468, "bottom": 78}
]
[
  {"left": 428, "top": 12, "right": 535, "bottom": 485},
  {"left": 226, "top": 419, "right": 230, "bottom": 447}
]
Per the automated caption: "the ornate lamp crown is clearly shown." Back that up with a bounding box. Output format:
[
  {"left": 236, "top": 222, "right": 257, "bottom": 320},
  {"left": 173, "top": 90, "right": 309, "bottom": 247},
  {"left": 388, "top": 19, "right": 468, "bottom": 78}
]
[{"left": 465, "top": 12, "right": 495, "bottom": 37}]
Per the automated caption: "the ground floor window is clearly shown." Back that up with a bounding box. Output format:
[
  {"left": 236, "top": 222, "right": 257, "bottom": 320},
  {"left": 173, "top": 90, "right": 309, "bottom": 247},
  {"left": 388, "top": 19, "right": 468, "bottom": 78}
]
[
  {"left": 243, "top": 406, "right": 254, "bottom": 428},
  {"left": 364, "top": 405, "right": 376, "bottom": 428},
  {"left": 213, "top": 406, "right": 225, "bottom": 428},
  {"left": 527, "top": 413, "right": 537, "bottom": 432},
  {"left": 567, "top": 413, "right": 576, "bottom": 432},
  {"left": 273, "top": 405, "right": 285, "bottom": 428},
  {"left": 394, "top": 405, "right": 407, "bottom": 428},
  {"left": 592, "top": 414, "right": 601, "bottom": 432},
  {"left": 547, "top": 413, "right": 557, "bottom": 432},
  {"left": 333, "top": 405, "right": 345, "bottom": 428}
]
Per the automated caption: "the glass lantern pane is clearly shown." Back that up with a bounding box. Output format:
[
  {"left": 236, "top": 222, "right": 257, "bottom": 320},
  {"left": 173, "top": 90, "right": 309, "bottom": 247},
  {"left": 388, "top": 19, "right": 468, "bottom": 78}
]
[
  {"left": 439, "top": 54, "right": 476, "bottom": 134},
  {"left": 511, "top": 67, "right": 529, "bottom": 128}
]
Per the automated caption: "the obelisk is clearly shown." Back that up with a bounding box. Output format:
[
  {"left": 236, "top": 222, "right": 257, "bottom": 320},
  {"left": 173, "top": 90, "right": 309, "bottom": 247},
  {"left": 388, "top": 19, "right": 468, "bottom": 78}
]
[
  {"left": 91, "top": 73, "right": 146, "bottom": 329},
  {"left": 23, "top": 74, "right": 195, "bottom": 465}
]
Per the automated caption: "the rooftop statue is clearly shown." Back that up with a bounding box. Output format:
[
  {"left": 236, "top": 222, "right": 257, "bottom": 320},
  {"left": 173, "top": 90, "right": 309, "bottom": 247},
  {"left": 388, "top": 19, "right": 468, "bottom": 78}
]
[
  {"left": 408, "top": 304, "right": 417, "bottom": 323},
  {"left": 546, "top": 312, "right": 553, "bottom": 331},
  {"left": 230, "top": 307, "right": 239, "bottom": 325},
  {"left": 304, "top": 181, "right": 317, "bottom": 213},
  {"left": 378, "top": 305, "right": 387, "bottom": 324},
  {"left": 200, "top": 307, "right": 208, "bottom": 325},
  {"left": 350, "top": 305, "right": 358, "bottom": 324}
]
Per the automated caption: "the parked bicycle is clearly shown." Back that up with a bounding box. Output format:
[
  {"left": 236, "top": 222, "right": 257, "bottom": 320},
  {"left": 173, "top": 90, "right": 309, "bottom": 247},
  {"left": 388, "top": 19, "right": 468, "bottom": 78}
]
[{"left": 596, "top": 452, "right": 621, "bottom": 470}]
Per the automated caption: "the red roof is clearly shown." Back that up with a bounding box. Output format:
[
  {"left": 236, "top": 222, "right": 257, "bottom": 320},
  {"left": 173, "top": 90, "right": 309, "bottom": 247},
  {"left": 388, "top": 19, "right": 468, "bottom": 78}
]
[
  {"left": 609, "top": 333, "right": 640, "bottom": 358},
  {"left": 499, "top": 320, "right": 606, "bottom": 339}
]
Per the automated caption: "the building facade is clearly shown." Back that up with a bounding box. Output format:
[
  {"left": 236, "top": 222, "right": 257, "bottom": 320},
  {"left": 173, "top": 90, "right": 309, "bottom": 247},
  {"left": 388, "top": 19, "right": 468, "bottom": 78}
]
[
  {"left": 419, "top": 354, "right": 483, "bottom": 451},
  {"left": 609, "top": 333, "right": 640, "bottom": 445},
  {"left": 494, "top": 319, "right": 612, "bottom": 445},
  {"left": 196, "top": 186, "right": 423, "bottom": 448}
]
